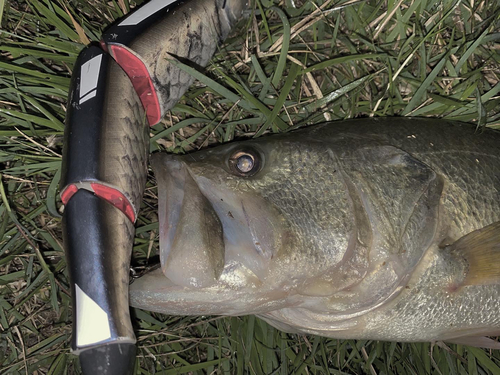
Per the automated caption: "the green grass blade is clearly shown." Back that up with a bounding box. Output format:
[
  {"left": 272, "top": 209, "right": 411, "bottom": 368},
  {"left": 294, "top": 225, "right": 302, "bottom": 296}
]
[
  {"left": 304, "top": 72, "right": 377, "bottom": 113},
  {"left": 270, "top": 7, "right": 291, "bottom": 88},
  {"left": 401, "top": 52, "right": 450, "bottom": 116},
  {"left": 254, "top": 62, "right": 300, "bottom": 137}
]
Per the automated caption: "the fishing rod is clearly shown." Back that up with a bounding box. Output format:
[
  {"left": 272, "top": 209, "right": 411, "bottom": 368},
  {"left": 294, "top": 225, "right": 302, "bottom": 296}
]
[{"left": 60, "top": 0, "right": 249, "bottom": 373}]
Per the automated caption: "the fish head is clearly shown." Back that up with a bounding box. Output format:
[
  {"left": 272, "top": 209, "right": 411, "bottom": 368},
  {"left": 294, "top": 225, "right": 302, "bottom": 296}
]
[
  {"left": 152, "top": 138, "right": 291, "bottom": 286},
  {"left": 133, "top": 134, "right": 357, "bottom": 315}
]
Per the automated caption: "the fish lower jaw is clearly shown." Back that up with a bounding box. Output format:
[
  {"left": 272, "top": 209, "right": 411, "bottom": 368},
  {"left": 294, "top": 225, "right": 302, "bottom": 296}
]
[
  {"left": 216, "top": 260, "right": 263, "bottom": 288},
  {"left": 161, "top": 257, "right": 263, "bottom": 291}
]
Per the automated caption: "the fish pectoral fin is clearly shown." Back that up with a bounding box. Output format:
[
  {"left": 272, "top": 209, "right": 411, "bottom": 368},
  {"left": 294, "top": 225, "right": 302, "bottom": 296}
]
[
  {"left": 448, "top": 221, "right": 500, "bottom": 286},
  {"left": 445, "top": 335, "right": 500, "bottom": 349}
]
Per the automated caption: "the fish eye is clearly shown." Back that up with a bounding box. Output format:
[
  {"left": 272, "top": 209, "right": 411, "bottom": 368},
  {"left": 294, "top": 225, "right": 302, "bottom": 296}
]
[{"left": 228, "top": 149, "right": 261, "bottom": 177}]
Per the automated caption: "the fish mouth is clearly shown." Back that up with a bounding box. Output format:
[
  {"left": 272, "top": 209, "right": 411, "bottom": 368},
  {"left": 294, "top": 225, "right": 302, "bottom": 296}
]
[
  {"left": 149, "top": 151, "right": 281, "bottom": 290},
  {"left": 128, "top": 153, "right": 289, "bottom": 313},
  {"left": 151, "top": 153, "right": 225, "bottom": 289}
]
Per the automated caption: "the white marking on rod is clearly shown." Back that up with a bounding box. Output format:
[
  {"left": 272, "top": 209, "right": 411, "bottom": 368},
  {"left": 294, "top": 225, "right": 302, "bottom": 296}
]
[
  {"left": 79, "top": 89, "right": 97, "bottom": 104},
  {"left": 75, "top": 284, "right": 111, "bottom": 347},
  {"left": 79, "top": 54, "right": 103, "bottom": 103},
  {"left": 118, "top": 0, "right": 177, "bottom": 26}
]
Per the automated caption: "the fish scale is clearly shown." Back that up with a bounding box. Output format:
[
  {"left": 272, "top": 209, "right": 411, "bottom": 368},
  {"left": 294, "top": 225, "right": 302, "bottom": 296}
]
[
  {"left": 430, "top": 152, "right": 500, "bottom": 234},
  {"left": 261, "top": 146, "right": 354, "bottom": 270},
  {"left": 98, "top": 62, "right": 149, "bottom": 210},
  {"left": 362, "top": 253, "right": 500, "bottom": 343}
]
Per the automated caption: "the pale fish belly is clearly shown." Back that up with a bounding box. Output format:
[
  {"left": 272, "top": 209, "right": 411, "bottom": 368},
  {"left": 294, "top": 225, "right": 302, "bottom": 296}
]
[
  {"left": 256, "top": 244, "right": 500, "bottom": 343},
  {"left": 358, "top": 245, "right": 500, "bottom": 343}
]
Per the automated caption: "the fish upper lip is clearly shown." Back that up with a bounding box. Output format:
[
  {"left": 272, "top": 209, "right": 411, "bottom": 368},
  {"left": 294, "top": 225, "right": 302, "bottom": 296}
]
[
  {"left": 153, "top": 153, "right": 276, "bottom": 286},
  {"left": 153, "top": 154, "right": 226, "bottom": 288},
  {"left": 152, "top": 154, "right": 185, "bottom": 260}
]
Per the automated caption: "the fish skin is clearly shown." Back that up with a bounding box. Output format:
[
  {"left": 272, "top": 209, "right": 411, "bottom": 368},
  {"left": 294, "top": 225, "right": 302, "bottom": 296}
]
[
  {"left": 99, "top": 60, "right": 149, "bottom": 211},
  {"left": 123, "top": 0, "right": 250, "bottom": 115},
  {"left": 130, "top": 117, "right": 500, "bottom": 345}
]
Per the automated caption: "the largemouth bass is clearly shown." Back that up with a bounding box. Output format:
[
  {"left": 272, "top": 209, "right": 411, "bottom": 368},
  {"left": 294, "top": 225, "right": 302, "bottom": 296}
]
[{"left": 130, "top": 118, "right": 500, "bottom": 348}]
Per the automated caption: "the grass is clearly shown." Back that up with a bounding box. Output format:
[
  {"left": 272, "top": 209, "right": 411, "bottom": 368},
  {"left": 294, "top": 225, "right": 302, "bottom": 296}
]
[{"left": 1, "top": 0, "right": 500, "bottom": 373}]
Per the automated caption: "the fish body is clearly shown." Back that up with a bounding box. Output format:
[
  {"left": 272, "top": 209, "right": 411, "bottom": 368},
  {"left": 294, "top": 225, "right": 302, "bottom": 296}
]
[{"left": 130, "top": 118, "right": 500, "bottom": 346}]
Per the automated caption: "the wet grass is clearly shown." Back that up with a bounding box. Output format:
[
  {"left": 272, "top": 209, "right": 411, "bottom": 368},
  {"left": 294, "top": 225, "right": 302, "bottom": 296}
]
[{"left": 1, "top": 0, "right": 500, "bottom": 373}]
